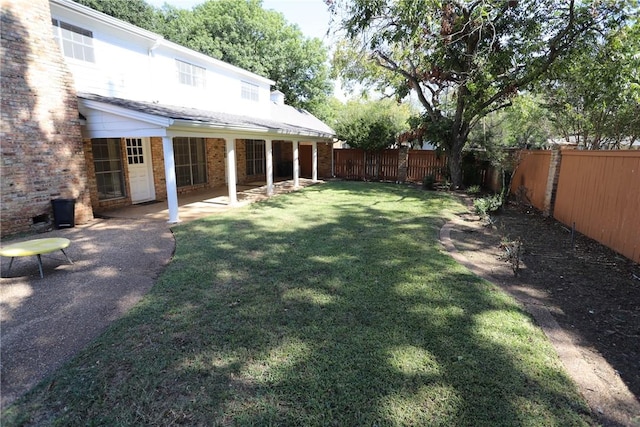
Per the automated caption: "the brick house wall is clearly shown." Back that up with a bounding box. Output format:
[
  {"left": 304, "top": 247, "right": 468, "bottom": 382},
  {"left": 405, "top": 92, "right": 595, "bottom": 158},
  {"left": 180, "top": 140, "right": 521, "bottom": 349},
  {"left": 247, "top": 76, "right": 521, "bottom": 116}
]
[
  {"left": 1, "top": 0, "right": 93, "bottom": 236},
  {"left": 318, "top": 142, "right": 332, "bottom": 178},
  {"left": 150, "top": 137, "right": 167, "bottom": 201},
  {"left": 236, "top": 139, "right": 248, "bottom": 184},
  {"left": 208, "top": 138, "right": 227, "bottom": 187}
]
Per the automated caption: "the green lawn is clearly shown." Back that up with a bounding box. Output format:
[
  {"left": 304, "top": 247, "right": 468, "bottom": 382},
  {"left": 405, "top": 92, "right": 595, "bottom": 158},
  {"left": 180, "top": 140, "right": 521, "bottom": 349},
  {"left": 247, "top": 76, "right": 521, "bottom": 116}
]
[{"left": 4, "top": 181, "right": 593, "bottom": 426}]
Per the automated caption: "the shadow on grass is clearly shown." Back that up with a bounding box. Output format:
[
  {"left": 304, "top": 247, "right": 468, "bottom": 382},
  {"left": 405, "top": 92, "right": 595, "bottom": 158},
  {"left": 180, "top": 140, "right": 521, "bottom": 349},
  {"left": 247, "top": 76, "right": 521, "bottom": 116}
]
[{"left": 4, "top": 182, "right": 592, "bottom": 426}]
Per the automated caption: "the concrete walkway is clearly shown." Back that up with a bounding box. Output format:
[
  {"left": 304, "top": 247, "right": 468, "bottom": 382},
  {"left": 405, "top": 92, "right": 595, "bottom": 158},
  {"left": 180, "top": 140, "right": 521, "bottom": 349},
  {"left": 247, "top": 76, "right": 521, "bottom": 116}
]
[
  {"left": 0, "top": 218, "right": 174, "bottom": 409},
  {"left": 0, "top": 179, "right": 321, "bottom": 410}
]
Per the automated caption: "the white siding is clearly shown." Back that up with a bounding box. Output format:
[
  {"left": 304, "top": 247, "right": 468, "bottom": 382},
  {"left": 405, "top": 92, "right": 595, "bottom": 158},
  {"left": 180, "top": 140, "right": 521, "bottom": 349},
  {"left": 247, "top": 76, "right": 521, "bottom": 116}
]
[{"left": 50, "top": 1, "right": 272, "bottom": 119}]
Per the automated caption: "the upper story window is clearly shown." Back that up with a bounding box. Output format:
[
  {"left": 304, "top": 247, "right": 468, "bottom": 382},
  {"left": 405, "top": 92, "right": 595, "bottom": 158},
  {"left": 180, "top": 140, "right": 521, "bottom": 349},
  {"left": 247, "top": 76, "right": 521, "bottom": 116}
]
[
  {"left": 241, "top": 81, "right": 259, "bottom": 102},
  {"left": 176, "top": 59, "right": 206, "bottom": 88},
  {"left": 51, "top": 19, "right": 95, "bottom": 62}
]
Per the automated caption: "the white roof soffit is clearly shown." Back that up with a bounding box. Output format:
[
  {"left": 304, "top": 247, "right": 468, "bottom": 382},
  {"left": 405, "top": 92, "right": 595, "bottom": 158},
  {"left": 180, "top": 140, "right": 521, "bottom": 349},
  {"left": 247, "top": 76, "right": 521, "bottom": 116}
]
[{"left": 80, "top": 99, "right": 174, "bottom": 127}]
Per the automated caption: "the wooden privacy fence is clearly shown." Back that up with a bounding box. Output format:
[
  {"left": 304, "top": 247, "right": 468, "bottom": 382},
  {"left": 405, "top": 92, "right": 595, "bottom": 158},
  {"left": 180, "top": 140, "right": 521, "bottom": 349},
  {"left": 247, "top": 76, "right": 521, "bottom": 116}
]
[
  {"left": 406, "top": 150, "right": 448, "bottom": 182},
  {"left": 509, "top": 151, "right": 552, "bottom": 211},
  {"left": 553, "top": 150, "right": 640, "bottom": 263},
  {"left": 333, "top": 149, "right": 399, "bottom": 181},
  {"left": 509, "top": 149, "right": 639, "bottom": 263},
  {"left": 334, "top": 149, "right": 447, "bottom": 183}
]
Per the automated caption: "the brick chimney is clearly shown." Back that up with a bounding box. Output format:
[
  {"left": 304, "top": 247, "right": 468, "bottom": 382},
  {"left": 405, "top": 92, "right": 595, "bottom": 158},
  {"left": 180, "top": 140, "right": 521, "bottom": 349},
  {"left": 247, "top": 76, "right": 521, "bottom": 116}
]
[
  {"left": 1, "top": 0, "right": 93, "bottom": 236},
  {"left": 270, "top": 90, "right": 285, "bottom": 106}
]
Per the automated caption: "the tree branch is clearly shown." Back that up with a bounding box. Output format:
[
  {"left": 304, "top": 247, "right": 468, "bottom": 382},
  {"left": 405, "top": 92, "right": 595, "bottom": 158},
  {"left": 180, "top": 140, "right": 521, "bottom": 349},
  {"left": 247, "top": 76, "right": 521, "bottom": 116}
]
[
  {"left": 374, "top": 50, "right": 438, "bottom": 120},
  {"left": 476, "top": 0, "right": 578, "bottom": 114},
  {"left": 469, "top": 101, "right": 513, "bottom": 129}
]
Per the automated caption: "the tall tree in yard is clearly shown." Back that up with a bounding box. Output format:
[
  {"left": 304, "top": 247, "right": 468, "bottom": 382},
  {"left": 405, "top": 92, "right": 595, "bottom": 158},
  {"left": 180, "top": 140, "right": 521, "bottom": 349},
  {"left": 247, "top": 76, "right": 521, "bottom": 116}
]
[
  {"left": 330, "top": 0, "right": 632, "bottom": 188},
  {"left": 541, "top": 18, "right": 640, "bottom": 149},
  {"left": 333, "top": 99, "right": 414, "bottom": 150}
]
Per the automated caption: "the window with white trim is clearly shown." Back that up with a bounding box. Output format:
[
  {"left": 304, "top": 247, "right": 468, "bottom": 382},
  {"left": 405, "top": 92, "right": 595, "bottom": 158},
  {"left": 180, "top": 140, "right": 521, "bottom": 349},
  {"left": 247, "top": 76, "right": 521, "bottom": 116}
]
[
  {"left": 92, "top": 138, "right": 125, "bottom": 200},
  {"left": 175, "top": 59, "right": 206, "bottom": 87},
  {"left": 125, "top": 138, "right": 144, "bottom": 165},
  {"left": 245, "top": 140, "right": 265, "bottom": 175},
  {"left": 173, "top": 137, "right": 207, "bottom": 187},
  {"left": 241, "top": 81, "right": 259, "bottom": 101},
  {"left": 51, "top": 19, "right": 95, "bottom": 62}
]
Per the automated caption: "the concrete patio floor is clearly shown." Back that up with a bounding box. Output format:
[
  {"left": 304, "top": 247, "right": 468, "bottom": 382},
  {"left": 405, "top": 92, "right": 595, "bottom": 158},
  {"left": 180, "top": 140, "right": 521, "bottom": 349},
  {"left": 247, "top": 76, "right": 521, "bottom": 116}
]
[{"left": 99, "top": 178, "right": 322, "bottom": 223}]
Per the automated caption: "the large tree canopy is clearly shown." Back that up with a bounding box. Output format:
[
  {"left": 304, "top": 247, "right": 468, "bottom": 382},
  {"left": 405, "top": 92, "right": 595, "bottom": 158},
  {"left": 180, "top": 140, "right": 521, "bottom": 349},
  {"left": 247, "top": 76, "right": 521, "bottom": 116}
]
[
  {"left": 74, "top": 0, "right": 161, "bottom": 31},
  {"left": 540, "top": 18, "right": 640, "bottom": 149},
  {"left": 74, "top": 0, "right": 333, "bottom": 117},
  {"left": 330, "top": 0, "right": 633, "bottom": 188}
]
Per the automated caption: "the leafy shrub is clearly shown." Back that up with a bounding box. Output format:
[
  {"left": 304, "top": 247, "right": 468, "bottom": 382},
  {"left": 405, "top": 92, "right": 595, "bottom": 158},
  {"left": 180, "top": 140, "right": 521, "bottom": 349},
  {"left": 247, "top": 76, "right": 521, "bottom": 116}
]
[
  {"left": 466, "top": 185, "right": 481, "bottom": 194},
  {"left": 422, "top": 174, "right": 436, "bottom": 190},
  {"left": 473, "top": 194, "right": 503, "bottom": 217}
]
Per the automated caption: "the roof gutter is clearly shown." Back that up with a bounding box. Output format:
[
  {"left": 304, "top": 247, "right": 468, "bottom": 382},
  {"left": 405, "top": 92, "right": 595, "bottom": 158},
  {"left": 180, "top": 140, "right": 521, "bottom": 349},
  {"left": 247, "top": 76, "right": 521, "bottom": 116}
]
[{"left": 170, "top": 119, "right": 335, "bottom": 140}]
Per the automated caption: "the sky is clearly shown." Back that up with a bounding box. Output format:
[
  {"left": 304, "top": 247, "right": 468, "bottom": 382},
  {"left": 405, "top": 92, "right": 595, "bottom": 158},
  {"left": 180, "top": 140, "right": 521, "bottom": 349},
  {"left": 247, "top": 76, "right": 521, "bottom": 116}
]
[{"left": 144, "top": 0, "right": 334, "bottom": 42}]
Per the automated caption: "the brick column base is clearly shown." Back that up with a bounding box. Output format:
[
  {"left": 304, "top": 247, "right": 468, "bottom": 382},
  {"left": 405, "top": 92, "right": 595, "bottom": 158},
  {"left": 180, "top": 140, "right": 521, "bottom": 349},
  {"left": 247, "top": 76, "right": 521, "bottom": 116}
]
[{"left": 543, "top": 149, "right": 562, "bottom": 217}]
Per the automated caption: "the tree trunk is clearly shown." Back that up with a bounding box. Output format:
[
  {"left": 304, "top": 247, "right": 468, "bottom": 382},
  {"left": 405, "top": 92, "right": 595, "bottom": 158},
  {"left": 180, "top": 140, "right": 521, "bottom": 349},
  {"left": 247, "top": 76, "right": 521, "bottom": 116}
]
[
  {"left": 448, "top": 137, "right": 466, "bottom": 190},
  {"left": 448, "top": 151, "right": 462, "bottom": 189}
]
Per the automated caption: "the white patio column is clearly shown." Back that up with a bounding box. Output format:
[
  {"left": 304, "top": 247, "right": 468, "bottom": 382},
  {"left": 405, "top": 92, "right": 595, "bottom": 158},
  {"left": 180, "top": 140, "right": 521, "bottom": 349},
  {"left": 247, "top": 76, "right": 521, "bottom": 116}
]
[
  {"left": 265, "top": 139, "right": 274, "bottom": 196},
  {"left": 162, "top": 136, "right": 180, "bottom": 223},
  {"left": 312, "top": 141, "right": 318, "bottom": 182},
  {"left": 225, "top": 138, "right": 238, "bottom": 205},
  {"left": 293, "top": 140, "right": 300, "bottom": 188}
]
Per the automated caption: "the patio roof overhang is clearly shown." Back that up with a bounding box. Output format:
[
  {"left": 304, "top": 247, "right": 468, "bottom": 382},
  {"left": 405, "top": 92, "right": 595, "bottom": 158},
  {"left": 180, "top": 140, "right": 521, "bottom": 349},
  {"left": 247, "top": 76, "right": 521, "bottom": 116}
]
[
  {"left": 168, "top": 119, "right": 334, "bottom": 142},
  {"left": 77, "top": 93, "right": 335, "bottom": 141}
]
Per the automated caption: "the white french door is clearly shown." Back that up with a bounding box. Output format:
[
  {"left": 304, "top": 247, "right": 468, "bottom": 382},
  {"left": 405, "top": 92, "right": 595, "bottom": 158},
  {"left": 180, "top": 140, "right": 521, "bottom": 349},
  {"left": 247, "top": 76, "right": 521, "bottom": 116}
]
[{"left": 125, "top": 137, "right": 155, "bottom": 203}]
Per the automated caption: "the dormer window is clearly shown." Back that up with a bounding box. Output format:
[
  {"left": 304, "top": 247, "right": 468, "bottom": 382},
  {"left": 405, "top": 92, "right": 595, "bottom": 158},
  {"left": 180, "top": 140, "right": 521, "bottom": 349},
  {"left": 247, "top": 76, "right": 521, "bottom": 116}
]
[
  {"left": 241, "top": 81, "right": 259, "bottom": 102},
  {"left": 51, "top": 19, "right": 95, "bottom": 62},
  {"left": 176, "top": 59, "right": 206, "bottom": 87}
]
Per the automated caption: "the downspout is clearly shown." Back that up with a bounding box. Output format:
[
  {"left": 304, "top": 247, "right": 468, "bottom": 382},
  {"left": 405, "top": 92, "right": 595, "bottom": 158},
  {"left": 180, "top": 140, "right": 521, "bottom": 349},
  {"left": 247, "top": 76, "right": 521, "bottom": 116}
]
[{"left": 148, "top": 38, "right": 162, "bottom": 102}]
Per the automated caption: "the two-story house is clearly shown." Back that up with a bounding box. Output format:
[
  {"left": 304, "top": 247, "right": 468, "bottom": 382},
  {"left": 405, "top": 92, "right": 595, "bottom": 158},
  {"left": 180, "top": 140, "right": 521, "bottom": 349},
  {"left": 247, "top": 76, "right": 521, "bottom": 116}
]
[{"left": 1, "top": 0, "right": 335, "bottom": 235}]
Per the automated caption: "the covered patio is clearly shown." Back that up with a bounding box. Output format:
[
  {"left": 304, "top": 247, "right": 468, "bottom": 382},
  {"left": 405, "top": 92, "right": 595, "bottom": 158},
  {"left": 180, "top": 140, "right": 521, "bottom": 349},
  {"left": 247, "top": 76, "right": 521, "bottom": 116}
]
[
  {"left": 96, "top": 178, "right": 322, "bottom": 223},
  {"left": 78, "top": 93, "right": 334, "bottom": 225}
]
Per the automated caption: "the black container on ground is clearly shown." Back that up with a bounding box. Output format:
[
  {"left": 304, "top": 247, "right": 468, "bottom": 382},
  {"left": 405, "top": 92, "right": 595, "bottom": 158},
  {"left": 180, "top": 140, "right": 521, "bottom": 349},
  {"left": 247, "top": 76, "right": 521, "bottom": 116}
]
[{"left": 51, "top": 198, "right": 76, "bottom": 228}]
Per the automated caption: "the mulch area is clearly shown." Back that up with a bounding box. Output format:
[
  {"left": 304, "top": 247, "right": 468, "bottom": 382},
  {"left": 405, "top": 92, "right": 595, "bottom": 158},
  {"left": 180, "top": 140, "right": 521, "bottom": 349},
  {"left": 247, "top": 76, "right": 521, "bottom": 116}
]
[
  {"left": 456, "top": 198, "right": 640, "bottom": 398},
  {"left": 443, "top": 193, "right": 640, "bottom": 425}
]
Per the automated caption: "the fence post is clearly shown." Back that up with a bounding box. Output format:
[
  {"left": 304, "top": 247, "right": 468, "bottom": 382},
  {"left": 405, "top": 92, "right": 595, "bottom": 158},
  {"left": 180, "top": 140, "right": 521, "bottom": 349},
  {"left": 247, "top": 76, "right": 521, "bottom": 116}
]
[
  {"left": 397, "top": 145, "right": 409, "bottom": 183},
  {"left": 543, "top": 149, "right": 562, "bottom": 217}
]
